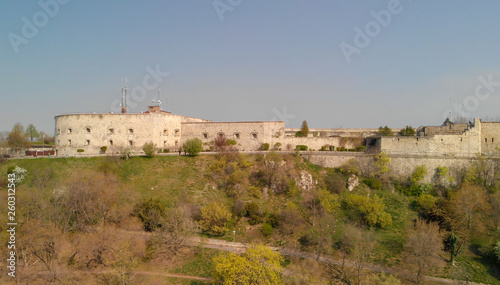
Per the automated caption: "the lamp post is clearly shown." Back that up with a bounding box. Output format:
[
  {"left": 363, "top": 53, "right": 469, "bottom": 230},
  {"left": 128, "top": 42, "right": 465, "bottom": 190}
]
[{"left": 233, "top": 230, "right": 236, "bottom": 242}]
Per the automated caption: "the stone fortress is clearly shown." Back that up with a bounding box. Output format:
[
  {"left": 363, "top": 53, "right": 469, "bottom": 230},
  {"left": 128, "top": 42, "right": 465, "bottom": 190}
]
[{"left": 54, "top": 103, "right": 500, "bottom": 158}]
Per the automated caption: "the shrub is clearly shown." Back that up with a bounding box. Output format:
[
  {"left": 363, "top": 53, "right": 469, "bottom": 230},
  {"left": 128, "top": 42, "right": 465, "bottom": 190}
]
[
  {"left": 345, "top": 194, "right": 393, "bottom": 228},
  {"left": 183, "top": 138, "right": 203, "bottom": 156},
  {"left": 266, "top": 213, "right": 280, "bottom": 228},
  {"left": 261, "top": 223, "right": 273, "bottom": 237},
  {"left": 296, "top": 145, "right": 308, "bottom": 151},
  {"left": 133, "top": 198, "right": 165, "bottom": 231},
  {"left": 339, "top": 159, "right": 361, "bottom": 176},
  {"left": 411, "top": 165, "right": 428, "bottom": 185},
  {"left": 295, "top": 131, "right": 304, "bottom": 137},
  {"left": 363, "top": 177, "right": 382, "bottom": 190},
  {"left": 199, "top": 202, "right": 232, "bottom": 236},
  {"left": 100, "top": 146, "right": 107, "bottom": 153},
  {"left": 163, "top": 149, "right": 169, "bottom": 153},
  {"left": 121, "top": 148, "right": 132, "bottom": 160},
  {"left": 356, "top": 146, "right": 366, "bottom": 152},
  {"left": 227, "top": 139, "right": 237, "bottom": 146},
  {"left": 9, "top": 166, "right": 28, "bottom": 185},
  {"left": 245, "top": 202, "right": 263, "bottom": 225},
  {"left": 260, "top": 143, "right": 270, "bottom": 151},
  {"left": 329, "top": 145, "right": 335, "bottom": 151},
  {"left": 321, "top": 145, "right": 329, "bottom": 151},
  {"left": 273, "top": 142, "right": 282, "bottom": 151},
  {"left": 77, "top": 149, "right": 84, "bottom": 153},
  {"left": 347, "top": 148, "right": 356, "bottom": 152},
  {"left": 142, "top": 141, "right": 157, "bottom": 158}
]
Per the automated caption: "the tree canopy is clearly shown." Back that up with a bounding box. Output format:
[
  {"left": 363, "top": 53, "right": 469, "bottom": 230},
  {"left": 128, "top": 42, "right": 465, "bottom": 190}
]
[
  {"left": 400, "top": 126, "right": 416, "bottom": 136},
  {"left": 378, "top": 126, "right": 393, "bottom": 136},
  {"left": 183, "top": 138, "right": 203, "bottom": 156},
  {"left": 7, "top": 123, "right": 29, "bottom": 152},
  {"left": 300, "top": 120, "right": 309, "bottom": 137},
  {"left": 213, "top": 245, "right": 283, "bottom": 285},
  {"left": 26, "top": 123, "right": 40, "bottom": 141}
]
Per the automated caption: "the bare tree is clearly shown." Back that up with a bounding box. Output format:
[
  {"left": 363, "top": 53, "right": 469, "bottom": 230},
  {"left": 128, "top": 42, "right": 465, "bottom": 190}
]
[
  {"left": 404, "top": 219, "right": 443, "bottom": 284},
  {"left": 148, "top": 206, "right": 197, "bottom": 261}
]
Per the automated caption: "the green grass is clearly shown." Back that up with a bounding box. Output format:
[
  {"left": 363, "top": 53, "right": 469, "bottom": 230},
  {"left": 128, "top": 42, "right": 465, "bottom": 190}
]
[{"left": 174, "top": 247, "right": 219, "bottom": 278}]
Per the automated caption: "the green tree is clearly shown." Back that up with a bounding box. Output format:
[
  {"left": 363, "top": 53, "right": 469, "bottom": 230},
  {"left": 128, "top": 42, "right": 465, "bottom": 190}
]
[
  {"left": 400, "top": 125, "right": 416, "bottom": 136},
  {"left": 446, "top": 233, "right": 467, "bottom": 265},
  {"left": 345, "top": 194, "right": 392, "bottom": 228},
  {"left": 7, "top": 123, "right": 29, "bottom": 152},
  {"left": 378, "top": 126, "right": 393, "bottom": 136},
  {"left": 25, "top": 123, "right": 39, "bottom": 141},
  {"left": 213, "top": 244, "right": 283, "bottom": 285},
  {"left": 183, "top": 138, "right": 203, "bottom": 156},
  {"left": 374, "top": 152, "right": 390, "bottom": 177},
  {"left": 199, "top": 202, "right": 231, "bottom": 236},
  {"left": 301, "top": 120, "right": 309, "bottom": 137},
  {"left": 411, "top": 165, "right": 428, "bottom": 185},
  {"left": 142, "top": 141, "right": 156, "bottom": 158}
]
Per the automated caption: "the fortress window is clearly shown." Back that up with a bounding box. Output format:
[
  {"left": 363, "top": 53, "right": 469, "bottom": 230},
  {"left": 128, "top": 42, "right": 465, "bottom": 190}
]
[
  {"left": 252, "top": 133, "right": 258, "bottom": 139},
  {"left": 218, "top": 132, "right": 225, "bottom": 138},
  {"left": 234, "top": 133, "right": 240, "bottom": 139},
  {"left": 57, "top": 129, "right": 60, "bottom": 135},
  {"left": 57, "top": 140, "right": 60, "bottom": 145},
  {"left": 68, "top": 140, "right": 71, "bottom": 146},
  {"left": 175, "top": 129, "right": 180, "bottom": 136},
  {"left": 485, "top": 138, "right": 488, "bottom": 143},
  {"left": 109, "top": 128, "right": 114, "bottom": 134},
  {"left": 129, "top": 140, "right": 133, "bottom": 146},
  {"left": 109, "top": 140, "right": 113, "bottom": 146},
  {"left": 86, "top": 128, "right": 91, "bottom": 133},
  {"left": 86, "top": 140, "right": 90, "bottom": 146},
  {"left": 163, "top": 129, "right": 168, "bottom": 136},
  {"left": 68, "top": 128, "right": 72, "bottom": 134},
  {"left": 164, "top": 140, "right": 167, "bottom": 146},
  {"left": 203, "top": 133, "right": 208, "bottom": 139}
]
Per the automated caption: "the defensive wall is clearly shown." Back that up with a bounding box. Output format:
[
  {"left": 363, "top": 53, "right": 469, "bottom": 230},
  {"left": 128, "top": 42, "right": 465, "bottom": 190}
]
[
  {"left": 181, "top": 121, "right": 285, "bottom": 151},
  {"left": 301, "top": 152, "right": 494, "bottom": 184}
]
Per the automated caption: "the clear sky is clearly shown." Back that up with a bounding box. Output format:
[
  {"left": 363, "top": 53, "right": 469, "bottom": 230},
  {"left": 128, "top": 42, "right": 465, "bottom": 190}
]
[{"left": 1, "top": 0, "right": 500, "bottom": 134}]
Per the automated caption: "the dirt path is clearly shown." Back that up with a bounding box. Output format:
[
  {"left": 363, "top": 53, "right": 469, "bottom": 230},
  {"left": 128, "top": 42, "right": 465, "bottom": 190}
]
[
  {"left": 65, "top": 269, "right": 213, "bottom": 281},
  {"left": 116, "top": 229, "right": 490, "bottom": 285}
]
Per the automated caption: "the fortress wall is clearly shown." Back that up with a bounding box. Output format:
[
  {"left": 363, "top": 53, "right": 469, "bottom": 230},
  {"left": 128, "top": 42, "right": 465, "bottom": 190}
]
[
  {"left": 181, "top": 121, "right": 285, "bottom": 151},
  {"left": 481, "top": 122, "right": 500, "bottom": 155},
  {"left": 379, "top": 119, "right": 482, "bottom": 157},
  {"left": 280, "top": 137, "right": 363, "bottom": 151},
  {"left": 302, "top": 153, "right": 477, "bottom": 184},
  {"left": 55, "top": 112, "right": 186, "bottom": 156}
]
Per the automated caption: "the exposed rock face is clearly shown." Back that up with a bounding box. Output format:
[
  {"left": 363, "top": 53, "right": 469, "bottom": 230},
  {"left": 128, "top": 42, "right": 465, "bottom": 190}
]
[
  {"left": 297, "top": 171, "right": 317, "bottom": 191},
  {"left": 347, "top": 174, "right": 359, "bottom": 191}
]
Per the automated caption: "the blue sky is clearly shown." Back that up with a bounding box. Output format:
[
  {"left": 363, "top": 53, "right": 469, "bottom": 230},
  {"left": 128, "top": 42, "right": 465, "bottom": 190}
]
[{"left": 1, "top": 0, "right": 500, "bottom": 134}]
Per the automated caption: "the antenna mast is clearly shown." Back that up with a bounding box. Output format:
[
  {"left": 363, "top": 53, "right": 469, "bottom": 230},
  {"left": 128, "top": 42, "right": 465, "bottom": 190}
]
[
  {"left": 121, "top": 78, "right": 128, "bottom": 114},
  {"left": 449, "top": 80, "right": 453, "bottom": 121}
]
